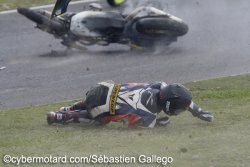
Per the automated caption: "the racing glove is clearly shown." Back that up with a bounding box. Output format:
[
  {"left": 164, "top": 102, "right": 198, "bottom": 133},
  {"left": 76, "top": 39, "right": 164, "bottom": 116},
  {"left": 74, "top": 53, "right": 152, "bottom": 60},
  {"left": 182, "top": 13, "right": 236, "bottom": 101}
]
[
  {"left": 195, "top": 111, "right": 214, "bottom": 122},
  {"left": 188, "top": 102, "right": 214, "bottom": 122},
  {"left": 60, "top": 106, "right": 71, "bottom": 112},
  {"left": 156, "top": 116, "right": 170, "bottom": 126}
]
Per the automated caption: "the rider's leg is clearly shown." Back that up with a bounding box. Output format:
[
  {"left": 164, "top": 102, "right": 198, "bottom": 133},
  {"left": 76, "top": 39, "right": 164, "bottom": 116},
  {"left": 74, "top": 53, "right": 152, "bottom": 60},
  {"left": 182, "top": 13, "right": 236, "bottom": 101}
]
[
  {"left": 47, "top": 84, "right": 109, "bottom": 124},
  {"left": 60, "top": 100, "right": 87, "bottom": 112}
]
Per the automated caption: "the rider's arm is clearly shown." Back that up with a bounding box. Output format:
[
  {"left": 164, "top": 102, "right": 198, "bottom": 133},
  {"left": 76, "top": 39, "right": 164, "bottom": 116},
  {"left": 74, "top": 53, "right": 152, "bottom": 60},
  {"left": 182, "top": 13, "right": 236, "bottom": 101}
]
[
  {"left": 188, "top": 101, "right": 214, "bottom": 122},
  {"left": 150, "top": 81, "right": 167, "bottom": 90},
  {"left": 70, "top": 101, "right": 87, "bottom": 110}
]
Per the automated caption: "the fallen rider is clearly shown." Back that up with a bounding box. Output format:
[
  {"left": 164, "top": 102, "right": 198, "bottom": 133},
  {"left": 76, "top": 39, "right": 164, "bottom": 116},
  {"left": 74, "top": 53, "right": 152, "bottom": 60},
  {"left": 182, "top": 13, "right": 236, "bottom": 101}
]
[{"left": 47, "top": 81, "right": 214, "bottom": 128}]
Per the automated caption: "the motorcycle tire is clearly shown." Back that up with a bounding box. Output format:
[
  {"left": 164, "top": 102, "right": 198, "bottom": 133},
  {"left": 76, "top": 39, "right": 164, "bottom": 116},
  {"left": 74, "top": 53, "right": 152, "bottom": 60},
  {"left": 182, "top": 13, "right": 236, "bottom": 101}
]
[{"left": 135, "top": 16, "right": 188, "bottom": 37}]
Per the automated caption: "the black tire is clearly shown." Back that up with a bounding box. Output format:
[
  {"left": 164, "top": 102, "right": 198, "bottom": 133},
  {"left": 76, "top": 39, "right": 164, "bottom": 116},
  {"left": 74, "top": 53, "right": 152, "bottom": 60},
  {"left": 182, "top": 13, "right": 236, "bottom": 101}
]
[
  {"left": 135, "top": 16, "right": 188, "bottom": 37},
  {"left": 124, "top": 17, "right": 180, "bottom": 48}
]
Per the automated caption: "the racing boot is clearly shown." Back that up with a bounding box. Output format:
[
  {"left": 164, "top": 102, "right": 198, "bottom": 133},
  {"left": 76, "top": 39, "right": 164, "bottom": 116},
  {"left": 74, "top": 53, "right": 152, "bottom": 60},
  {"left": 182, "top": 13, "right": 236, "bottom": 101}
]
[{"left": 47, "top": 110, "right": 80, "bottom": 125}]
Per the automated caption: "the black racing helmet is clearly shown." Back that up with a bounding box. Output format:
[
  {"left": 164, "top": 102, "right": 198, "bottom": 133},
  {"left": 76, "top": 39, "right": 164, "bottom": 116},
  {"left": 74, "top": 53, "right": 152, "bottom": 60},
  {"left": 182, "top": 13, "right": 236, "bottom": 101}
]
[{"left": 159, "top": 84, "right": 192, "bottom": 116}]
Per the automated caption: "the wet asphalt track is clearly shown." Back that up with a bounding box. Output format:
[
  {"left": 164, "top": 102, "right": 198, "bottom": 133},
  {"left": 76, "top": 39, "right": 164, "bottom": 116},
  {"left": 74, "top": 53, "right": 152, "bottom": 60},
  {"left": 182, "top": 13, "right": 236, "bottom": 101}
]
[{"left": 0, "top": 0, "right": 250, "bottom": 110}]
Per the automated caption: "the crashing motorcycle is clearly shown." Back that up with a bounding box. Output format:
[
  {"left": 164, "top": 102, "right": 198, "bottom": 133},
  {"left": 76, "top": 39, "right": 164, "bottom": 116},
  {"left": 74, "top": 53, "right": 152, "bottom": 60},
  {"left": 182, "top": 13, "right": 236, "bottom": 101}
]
[{"left": 17, "top": 2, "right": 188, "bottom": 50}]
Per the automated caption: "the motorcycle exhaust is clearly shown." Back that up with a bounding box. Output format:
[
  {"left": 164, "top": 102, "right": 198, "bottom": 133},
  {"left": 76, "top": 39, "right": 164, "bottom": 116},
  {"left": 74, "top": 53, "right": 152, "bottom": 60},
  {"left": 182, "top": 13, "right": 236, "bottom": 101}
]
[{"left": 17, "top": 7, "right": 68, "bottom": 36}]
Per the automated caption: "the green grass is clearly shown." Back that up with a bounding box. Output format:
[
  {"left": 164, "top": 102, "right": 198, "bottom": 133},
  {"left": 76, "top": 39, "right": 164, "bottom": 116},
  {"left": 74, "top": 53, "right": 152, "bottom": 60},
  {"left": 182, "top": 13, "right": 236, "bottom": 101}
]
[
  {"left": 1, "top": 74, "right": 250, "bottom": 167},
  {"left": 0, "top": 0, "right": 78, "bottom": 11}
]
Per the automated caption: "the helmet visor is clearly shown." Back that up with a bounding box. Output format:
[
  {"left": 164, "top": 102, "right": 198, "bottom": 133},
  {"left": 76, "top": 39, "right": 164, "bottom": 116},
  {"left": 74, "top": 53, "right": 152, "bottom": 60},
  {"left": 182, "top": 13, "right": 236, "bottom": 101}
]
[{"left": 165, "top": 98, "right": 190, "bottom": 116}]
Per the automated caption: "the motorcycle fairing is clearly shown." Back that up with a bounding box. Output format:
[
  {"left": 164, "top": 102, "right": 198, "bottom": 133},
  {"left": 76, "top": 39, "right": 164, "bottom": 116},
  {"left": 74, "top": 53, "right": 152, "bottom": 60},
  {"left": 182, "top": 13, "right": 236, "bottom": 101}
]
[{"left": 70, "top": 11, "right": 125, "bottom": 38}]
